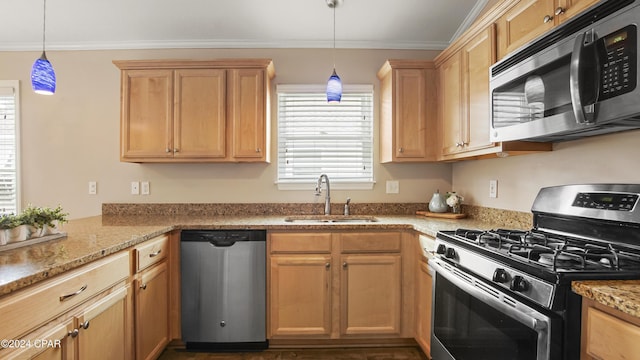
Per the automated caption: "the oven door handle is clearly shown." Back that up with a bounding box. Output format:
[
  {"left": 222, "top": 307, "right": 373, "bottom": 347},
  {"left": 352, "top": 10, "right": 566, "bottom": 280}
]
[
  {"left": 430, "top": 259, "right": 552, "bottom": 359},
  {"left": 570, "top": 29, "right": 598, "bottom": 125}
]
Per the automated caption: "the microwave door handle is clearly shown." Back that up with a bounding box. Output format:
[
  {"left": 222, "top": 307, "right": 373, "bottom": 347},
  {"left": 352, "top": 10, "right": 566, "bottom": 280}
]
[{"left": 570, "top": 30, "right": 597, "bottom": 124}]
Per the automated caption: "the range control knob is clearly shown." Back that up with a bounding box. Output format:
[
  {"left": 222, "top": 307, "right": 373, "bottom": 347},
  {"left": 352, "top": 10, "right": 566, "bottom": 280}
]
[
  {"left": 444, "top": 247, "right": 457, "bottom": 259},
  {"left": 492, "top": 268, "right": 509, "bottom": 283},
  {"left": 510, "top": 275, "right": 529, "bottom": 292},
  {"left": 436, "top": 244, "right": 447, "bottom": 255}
]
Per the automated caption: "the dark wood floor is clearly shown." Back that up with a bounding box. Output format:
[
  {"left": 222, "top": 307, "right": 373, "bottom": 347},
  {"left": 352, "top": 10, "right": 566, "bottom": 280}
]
[{"left": 158, "top": 347, "right": 428, "bottom": 360}]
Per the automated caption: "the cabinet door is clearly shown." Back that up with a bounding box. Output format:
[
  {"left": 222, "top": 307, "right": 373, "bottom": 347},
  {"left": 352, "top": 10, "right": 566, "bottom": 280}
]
[
  {"left": 228, "top": 68, "right": 267, "bottom": 161},
  {"left": 463, "top": 25, "right": 497, "bottom": 153},
  {"left": 269, "top": 255, "right": 332, "bottom": 337},
  {"left": 135, "top": 261, "right": 169, "bottom": 360},
  {"left": 340, "top": 254, "right": 401, "bottom": 336},
  {"left": 3, "top": 318, "right": 75, "bottom": 360},
  {"left": 496, "top": 0, "right": 555, "bottom": 59},
  {"left": 121, "top": 70, "right": 173, "bottom": 160},
  {"left": 76, "top": 286, "right": 132, "bottom": 360},
  {"left": 173, "top": 69, "right": 226, "bottom": 159},
  {"left": 415, "top": 260, "right": 433, "bottom": 357},
  {"left": 439, "top": 52, "right": 463, "bottom": 156},
  {"left": 557, "top": 0, "right": 599, "bottom": 24},
  {"left": 393, "top": 69, "right": 428, "bottom": 159}
]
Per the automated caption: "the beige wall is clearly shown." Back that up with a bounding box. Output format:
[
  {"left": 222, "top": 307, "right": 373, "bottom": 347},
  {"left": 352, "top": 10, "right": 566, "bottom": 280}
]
[
  {"left": 452, "top": 129, "right": 640, "bottom": 213},
  {"left": 1, "top": 48, "right": 452, "bottom": 219}
]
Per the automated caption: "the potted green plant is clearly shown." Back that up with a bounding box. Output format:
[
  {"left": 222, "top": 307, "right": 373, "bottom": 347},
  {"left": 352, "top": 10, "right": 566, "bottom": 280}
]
[
  {"left": 0, "top": 213, "right": 20, "bottom": 245},
  {"left": 21, "top": 205, "right": 68, "bottom": 237}
]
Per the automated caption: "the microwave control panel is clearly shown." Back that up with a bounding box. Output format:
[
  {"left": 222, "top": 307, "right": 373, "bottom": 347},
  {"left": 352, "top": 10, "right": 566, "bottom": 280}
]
[
  {"left": 572, "top": 192, "right": 638, "bottom": 211},
  {"left": 600, "top": 25, "right": 637, "bottom": 100}
]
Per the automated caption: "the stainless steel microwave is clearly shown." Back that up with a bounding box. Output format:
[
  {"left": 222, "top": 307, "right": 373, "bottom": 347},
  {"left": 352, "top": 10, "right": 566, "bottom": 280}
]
[{"left": 490, "top": 0, "right": 640, "bottom": 142}]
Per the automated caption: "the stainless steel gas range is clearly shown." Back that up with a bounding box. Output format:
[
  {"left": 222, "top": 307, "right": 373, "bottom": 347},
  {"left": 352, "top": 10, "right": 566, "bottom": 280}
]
[{"left": 429, "top": 184, "right": 640, "bottom": 360}]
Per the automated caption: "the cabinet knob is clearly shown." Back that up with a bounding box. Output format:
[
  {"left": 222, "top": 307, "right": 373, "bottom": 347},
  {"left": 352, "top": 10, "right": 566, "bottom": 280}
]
[
  {"left": 173, "top": 148, "right": 179, "bottom": 153},
  {"left": 325, "top": 262, "right": 331, "bottom": 269},
  {"left": 140, "top": 283, "right": 147, "bottom": 290},
  {"left": 398, "top": 147, "right": 404, "bottom": 153},
  {"left": 342, "top": 262, "right": 348, "bottom": 268},
  {"left": 256, "top": 148, "right": 261, "bottom": 153},
  {"left": 81, "top": 320, "right": 90, "bottom": 330},
  {"left": 554, "top": 7, "right": 565, "bottom": 16},
  {"left": 543, "top": 14, "right": 553, "bottom": 23},
  {"left": 165, "top": 148, "right": 171, "bottom": 153},
  {"left": 68, "top": 329, "right": 79, "bottom": 338}
]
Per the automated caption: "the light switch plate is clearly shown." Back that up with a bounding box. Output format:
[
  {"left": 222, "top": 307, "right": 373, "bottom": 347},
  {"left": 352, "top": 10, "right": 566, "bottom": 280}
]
[
  {"left": 489, "top": 179, "right": 498, "bottom": 198},
  {"left": 88, "top": 181, "right": 97, "bottom": 195},
  {"left": 141, "top": 181, "right": 150, "bottom": 195},
  {"left": 386, "top": 180, "right": 399, "bottom": 194}
]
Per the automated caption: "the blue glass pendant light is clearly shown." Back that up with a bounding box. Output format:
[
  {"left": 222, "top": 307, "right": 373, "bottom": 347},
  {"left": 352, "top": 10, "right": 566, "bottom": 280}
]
[
  {"left": 31, "top": 0, "right": 56, "bottom": 95},
  {"left": 326, "top": 0, "right": 342, "bottom": 103}
]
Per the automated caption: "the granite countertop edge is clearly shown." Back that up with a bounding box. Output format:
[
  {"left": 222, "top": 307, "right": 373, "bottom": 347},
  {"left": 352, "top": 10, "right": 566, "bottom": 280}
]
[{"left": 572, "top": 280, "right": 640, "bottom": 318}]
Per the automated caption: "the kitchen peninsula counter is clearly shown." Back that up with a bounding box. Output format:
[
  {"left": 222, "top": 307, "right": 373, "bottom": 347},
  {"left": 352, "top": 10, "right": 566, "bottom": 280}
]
[
  {"left": 0, "top": 214, "right": 502, "bottom": 297},
  {"left": 572, "top": 280, "right": 640, "bottom": 319}
]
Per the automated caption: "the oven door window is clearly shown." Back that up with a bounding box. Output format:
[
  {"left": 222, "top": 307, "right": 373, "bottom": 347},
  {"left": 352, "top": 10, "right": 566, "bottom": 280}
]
[{"left": 434, "top": 272, "right": 538, "bottom": 360}]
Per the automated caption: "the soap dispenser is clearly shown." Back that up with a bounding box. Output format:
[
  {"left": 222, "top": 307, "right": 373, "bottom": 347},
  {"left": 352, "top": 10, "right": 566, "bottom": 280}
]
[{"left": 428, "top": 189, "right": 448, "bottom": 213}]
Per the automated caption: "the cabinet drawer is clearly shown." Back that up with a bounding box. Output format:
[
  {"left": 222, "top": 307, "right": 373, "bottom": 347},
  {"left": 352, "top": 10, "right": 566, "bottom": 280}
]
[
  {"left": 0, "top": 251, "right": 130, "bottom": 341},
  {"left": 340, "top": 232, "right": 402, "bottom": 253},
  {"left": 585, "top": 306, "right": 640, "bottom": 359},
  {"left": 135, "top": 234, "right": 169, "bottom": 272},
  {"left": 270, "top": 233, "right": 332, "bottom": 253}
]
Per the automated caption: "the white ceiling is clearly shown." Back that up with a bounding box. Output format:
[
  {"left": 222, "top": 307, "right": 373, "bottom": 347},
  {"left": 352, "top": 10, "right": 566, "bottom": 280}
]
[{"left": 0, "top": 0, "right": 488, "bottom": 51}]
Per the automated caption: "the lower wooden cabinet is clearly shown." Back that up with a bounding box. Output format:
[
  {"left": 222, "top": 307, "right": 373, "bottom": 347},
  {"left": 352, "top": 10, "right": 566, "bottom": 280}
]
[
  {"left": 133, "top": 234, "right": 170, "bottom": 360},
  {"left": 135, "top": 261, "right": 169, "bottom": 360},
  {"left": 268, "top": 231, "right": 410, "bottom": 341},
  {"left": 415, "top": 259, "right": 433, "bottom": 357},
  {"left": 75, "top": 285, "right": 133, "bottom": 360},
  {"left": 269, "top": 255, "right": 332, "bottom": 337},
  {"left": 340, "top": 254, "right": 401, "bottom": 336},
  {"left": 581, "top": 297, "right": 640, "bottom": 359}
]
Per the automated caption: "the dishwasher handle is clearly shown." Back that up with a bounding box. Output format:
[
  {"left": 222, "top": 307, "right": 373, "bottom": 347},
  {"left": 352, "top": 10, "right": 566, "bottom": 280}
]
[{"left": 209, "top": 239, "right": 237, "bottom": 247}]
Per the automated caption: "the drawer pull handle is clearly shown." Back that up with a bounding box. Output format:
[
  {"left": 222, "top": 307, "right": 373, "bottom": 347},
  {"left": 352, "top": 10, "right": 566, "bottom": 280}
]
[
  {"left": 59, "top": 284, "right": 88, "bottom": 302},
  {"left": 140, "top": 283, "right": 147, "bottom": 290},
  {"left": 149, "top": 249, "right": 162, "bottom": 258},
  {"left": 68, "top": 329, "right": 79, "bottom": 338}
]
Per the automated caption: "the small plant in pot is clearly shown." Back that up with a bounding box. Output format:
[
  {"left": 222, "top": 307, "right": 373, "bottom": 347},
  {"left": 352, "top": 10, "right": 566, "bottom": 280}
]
[
  {"left": 0, "top": 214, "right": 21, "bottom": 245},
  {"left": 21, "top": 205, "right": 68, "bottom": 237}
]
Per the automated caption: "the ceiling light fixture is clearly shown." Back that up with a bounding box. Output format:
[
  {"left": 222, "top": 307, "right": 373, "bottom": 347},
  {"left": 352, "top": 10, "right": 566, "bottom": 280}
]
[
  {"left": 326, "top": 0, "right": 342, "bottom": 103},
  {"left": 31, "top": 0, "right": 56, "bottom": 95}
]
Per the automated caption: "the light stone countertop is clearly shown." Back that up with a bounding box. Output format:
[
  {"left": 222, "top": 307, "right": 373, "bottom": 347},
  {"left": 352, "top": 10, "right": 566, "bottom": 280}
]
[
  {"left": 0, "top": 214, "right": 502, "bottom": 297},
  {"left": 572, "top": 280, "right": 640, "bottom": 319}
]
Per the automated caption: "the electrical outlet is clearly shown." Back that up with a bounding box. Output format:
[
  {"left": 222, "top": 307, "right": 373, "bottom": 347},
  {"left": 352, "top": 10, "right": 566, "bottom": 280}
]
[
  {"left": 141, "top": 181, "right": 150, "bottom": 195},
  {"left": 386, "top": 180, "right": 399, "bottom": 194},
  {"left": 131, "top": 181, "right": 140, "bottom": 195},
  {"left": 88, "top": 181, "right": 97, "bottom": 195},
  {"left": 489, "top": 179, "right": 498, "bottom": 198}
]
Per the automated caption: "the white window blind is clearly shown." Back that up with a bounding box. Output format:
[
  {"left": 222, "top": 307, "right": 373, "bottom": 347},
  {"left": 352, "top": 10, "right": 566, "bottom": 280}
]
[
  {"left": 0, "top": 81, "right": 19, "bottom": 215},
  {"left": 277, "top": 85, "right": 374, "bottom": 188}
]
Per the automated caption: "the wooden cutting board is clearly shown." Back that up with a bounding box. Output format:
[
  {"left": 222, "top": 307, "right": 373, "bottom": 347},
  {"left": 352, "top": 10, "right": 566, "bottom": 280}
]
[{"left": 416, "top": 210, "right": 467, "bottom": 219}]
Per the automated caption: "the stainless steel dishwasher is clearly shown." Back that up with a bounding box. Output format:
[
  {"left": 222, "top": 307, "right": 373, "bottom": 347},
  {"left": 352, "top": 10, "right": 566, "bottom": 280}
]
[{"left": 180, "top": 230, "right": 267, "bottom": 351}]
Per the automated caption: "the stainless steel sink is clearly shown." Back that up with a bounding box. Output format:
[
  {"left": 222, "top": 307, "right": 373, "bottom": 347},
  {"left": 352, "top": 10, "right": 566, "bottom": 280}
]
[{"left": 284, "top": 215, "right": 378, "bottom": 223}]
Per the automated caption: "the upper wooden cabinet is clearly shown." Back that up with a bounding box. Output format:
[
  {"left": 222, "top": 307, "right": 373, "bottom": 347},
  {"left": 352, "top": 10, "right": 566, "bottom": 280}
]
[
  {"left": 114, "top": 59, "right": 275, "bottom": 163},
  {"left": 496, "top": 0, "right": 599, "bottom": 59},
  {"left": 378, "top": 60, "right": 437, "bottom": 163}
]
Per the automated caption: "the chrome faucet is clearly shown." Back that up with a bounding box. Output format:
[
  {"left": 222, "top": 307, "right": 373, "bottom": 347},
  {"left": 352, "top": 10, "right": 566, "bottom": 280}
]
[{"left": 315, "top": 174, "right": 331, "bottom": 215}]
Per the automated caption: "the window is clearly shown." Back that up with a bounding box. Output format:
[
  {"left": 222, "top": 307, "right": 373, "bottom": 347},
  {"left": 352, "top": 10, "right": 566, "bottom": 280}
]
[
  {"left": 0, "top": 81, "right": 20, "bottom": 215},
  {"left": 277, "top": 84, "right": 374, "bottom": 189}
]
